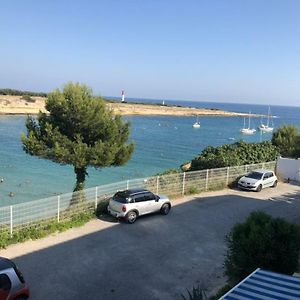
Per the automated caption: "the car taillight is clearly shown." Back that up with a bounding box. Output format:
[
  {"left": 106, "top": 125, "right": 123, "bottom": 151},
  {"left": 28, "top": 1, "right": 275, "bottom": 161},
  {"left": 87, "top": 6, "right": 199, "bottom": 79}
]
[{"left": 122, "top": 205, "right": 126, "bottom": 212}]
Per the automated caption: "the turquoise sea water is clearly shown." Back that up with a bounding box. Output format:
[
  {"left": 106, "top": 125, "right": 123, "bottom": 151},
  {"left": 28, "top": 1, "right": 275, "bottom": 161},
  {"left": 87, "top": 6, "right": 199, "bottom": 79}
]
[{"left": 0, "top": 101, "right": 299, "bottom": 206}]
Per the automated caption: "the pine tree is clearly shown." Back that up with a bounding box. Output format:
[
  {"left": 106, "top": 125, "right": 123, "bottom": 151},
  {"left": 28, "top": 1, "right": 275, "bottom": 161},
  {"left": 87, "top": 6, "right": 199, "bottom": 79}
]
[{"left": 21, "top": 82, "right": 134, "bottom": 195}]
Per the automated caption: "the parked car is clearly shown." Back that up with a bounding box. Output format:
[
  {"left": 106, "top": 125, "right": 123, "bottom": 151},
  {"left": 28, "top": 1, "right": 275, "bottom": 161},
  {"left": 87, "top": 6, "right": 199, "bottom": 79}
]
[
  {"left": 0, "top": 257, "right": 29, "bottom": 300},
  {"left": 107, "top": 188, "right": 171, "bottom": 223},
  {"left": 238, "top": 169, "right": 278, "bottom": 192}
]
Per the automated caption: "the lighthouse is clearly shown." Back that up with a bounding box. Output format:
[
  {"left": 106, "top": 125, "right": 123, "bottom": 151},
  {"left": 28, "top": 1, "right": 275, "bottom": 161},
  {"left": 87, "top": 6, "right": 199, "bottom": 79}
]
[{"left": 121, "top": 90, "right": 125, "bottom": 103}]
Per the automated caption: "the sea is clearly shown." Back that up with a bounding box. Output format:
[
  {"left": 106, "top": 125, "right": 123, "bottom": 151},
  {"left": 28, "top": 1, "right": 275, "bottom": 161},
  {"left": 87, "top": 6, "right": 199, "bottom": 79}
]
[{"left": 0, "top": 99, "right": 300, "bottom": 206}]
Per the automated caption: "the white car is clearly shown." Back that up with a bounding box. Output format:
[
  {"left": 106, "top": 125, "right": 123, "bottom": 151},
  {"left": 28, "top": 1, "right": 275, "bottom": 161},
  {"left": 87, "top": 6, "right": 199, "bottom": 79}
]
[
  {"left": 107, "top": 188, "right": 171, "bottom": 224},
  {"left": 238, "top": 169, "right": 278, "bottom": 192}
]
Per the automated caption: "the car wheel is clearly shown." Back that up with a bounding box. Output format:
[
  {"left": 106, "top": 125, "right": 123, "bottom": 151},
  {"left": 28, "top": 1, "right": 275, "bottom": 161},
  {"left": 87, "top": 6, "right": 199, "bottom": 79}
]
[
  {"left": 126, "top": 211, "right": 137, "bottom": 224},
  {"left": 160, "top": 203, "right": 171, "bottom": 215},
  {"left": 16, "top": 297, "right": 28, "bottom": 300},
  {"left": 256, "top": 184, "right": 262, "bottom": 192},
  {"left": 272, "top": 180, "right": 278, "bottom": 188}
]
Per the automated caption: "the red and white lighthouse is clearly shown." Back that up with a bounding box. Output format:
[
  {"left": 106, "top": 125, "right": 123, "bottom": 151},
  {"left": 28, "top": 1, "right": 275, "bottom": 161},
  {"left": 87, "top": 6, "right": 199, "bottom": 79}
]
[{"left": 121, "top": 90, "right": 125, "bottom": 103}]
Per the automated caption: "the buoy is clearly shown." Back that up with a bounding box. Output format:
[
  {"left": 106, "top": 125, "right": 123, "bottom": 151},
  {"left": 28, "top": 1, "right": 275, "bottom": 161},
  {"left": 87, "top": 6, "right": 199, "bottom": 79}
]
[{"left": 8, "top": 192, "right": 14, "bottom": 197}]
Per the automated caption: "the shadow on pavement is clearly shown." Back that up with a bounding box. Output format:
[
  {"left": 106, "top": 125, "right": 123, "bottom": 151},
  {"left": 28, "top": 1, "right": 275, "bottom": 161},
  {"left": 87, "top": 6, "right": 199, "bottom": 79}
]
[{"left": 12, "top": 191, "right": 300, "bottom": 300}]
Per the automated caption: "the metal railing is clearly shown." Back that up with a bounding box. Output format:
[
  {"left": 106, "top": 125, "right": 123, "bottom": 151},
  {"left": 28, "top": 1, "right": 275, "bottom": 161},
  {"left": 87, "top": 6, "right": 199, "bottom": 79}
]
[{"left": 0, "top": 161, "right": 276, "bottom": 236}]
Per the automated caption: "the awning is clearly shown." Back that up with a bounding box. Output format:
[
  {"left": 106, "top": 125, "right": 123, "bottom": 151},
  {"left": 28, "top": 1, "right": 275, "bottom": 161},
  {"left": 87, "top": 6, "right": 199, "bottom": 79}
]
[{"left": 220, "top": 268, "right": 300, "bottom": 299}]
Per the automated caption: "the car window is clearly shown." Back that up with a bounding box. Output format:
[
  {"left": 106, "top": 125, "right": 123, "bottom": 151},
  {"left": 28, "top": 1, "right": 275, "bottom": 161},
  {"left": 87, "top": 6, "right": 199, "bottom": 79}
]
[
  {"left": 134, "top": 194, "right": 146, "bottom": 203},
  {"left": 112, "top": 191, "right": 129, "bottom": 203},
  {"left": 0, "top": 274, "right": 11, "bottom": 291},
  {"left": 263, "top": 173, "right": 273, "bottom": 180},
  {"left": 144, "top": 192, "right": 155, "bottom": 201},
  {"left": 245, "top": 172, "right": 263, "bottom": 180}
]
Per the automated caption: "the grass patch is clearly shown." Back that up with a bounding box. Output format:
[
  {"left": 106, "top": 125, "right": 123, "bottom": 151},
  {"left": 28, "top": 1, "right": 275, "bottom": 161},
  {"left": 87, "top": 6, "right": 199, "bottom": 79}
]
[
  {"left": 187, "top": 186, "right": 200, "bottom": 195},
  {"left": 0, "top": 211, "right": 94, "bottom": 249}
]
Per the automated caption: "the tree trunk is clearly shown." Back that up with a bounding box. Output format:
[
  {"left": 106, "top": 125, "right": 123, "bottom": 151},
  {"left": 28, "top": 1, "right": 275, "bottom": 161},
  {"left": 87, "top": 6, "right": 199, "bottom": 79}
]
[
  {"left": 74, "top": 167, "right": 87, "bottom": 192},
  {"left": 70, "top": 167, "right": 87, "bottom": 206}
]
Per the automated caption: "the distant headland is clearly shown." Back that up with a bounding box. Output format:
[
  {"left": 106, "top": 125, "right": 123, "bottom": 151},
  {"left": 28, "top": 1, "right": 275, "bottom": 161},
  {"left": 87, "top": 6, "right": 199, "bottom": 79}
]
[{"left": 0, "top": 89, "right": 253, "bottom": 117}]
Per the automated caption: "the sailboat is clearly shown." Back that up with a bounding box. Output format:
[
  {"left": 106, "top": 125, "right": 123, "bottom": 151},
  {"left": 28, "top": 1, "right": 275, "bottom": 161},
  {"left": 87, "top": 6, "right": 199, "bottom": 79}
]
[
  {"left": 259, "top": 106, "right": 274, "bottom": 133},
  {"left": 240, "top": 112, "right": 256, "bottom": 135},
  {"left": 193, "top": 115, "right": 200, "bottom": 128}
]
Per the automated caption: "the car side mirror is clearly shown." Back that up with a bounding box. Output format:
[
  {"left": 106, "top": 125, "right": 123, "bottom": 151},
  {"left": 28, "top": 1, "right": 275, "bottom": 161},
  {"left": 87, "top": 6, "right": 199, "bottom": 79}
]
[{"left": 155, "top": 196, "right": 160, "bottom": 202}]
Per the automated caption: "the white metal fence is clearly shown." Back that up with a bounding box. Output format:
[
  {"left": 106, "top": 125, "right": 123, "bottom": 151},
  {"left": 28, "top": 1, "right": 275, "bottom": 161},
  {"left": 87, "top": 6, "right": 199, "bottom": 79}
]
[{"left": 0, "top": 161, "right": 276, "bottom": 236}]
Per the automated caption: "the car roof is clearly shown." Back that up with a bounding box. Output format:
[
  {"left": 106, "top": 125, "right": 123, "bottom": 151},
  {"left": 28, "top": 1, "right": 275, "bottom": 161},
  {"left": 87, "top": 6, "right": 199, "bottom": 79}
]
[
  {"left": 127, "top": 188, "right": 149, "bottom": 195},
  {"left": 0, "top": 257, "right": 15, "bottom": 271},
  {"left": 251, "top": 169, "right": 274, "bottom": 173},
  {"left": 114, "top": 188, "right": 150, "bottom": 198}
]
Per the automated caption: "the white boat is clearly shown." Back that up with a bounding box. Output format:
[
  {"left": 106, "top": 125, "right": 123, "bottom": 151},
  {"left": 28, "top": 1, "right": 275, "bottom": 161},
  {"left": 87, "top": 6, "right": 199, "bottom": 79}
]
[
  {"left": 259, "top": 106, "right": 274, "bottom": 133},
  {"left": 240, "top": 113, "right": 256, "bottom": 135},
  {"left": 193, "top": 116, "right": 200, "bottom": 128}
]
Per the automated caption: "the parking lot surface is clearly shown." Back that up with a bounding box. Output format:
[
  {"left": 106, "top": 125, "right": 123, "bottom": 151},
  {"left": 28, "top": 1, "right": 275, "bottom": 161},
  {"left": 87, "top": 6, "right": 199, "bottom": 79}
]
[{"left": 2, "top": 183, "right": 300, "bottom": 299}]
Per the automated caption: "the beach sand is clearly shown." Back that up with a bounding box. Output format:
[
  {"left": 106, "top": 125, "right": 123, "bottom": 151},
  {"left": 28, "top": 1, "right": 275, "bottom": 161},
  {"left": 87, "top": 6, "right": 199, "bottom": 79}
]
[{"left": 0, "top": 95, "right": 250, "bottom": 117}]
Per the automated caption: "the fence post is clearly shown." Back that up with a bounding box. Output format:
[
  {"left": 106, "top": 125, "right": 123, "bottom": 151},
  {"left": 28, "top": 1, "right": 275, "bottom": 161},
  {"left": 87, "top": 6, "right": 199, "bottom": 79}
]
[
  {"left": 126, "top": 180, "right": 129, "bottom": 190},
  {"left": 182, "top": 172, "right": 186, "bottom": 196},
  {"left": 245, "top": 164, "right": 248, "bottom": 173},
  {"left": 95, "top": 186, "right": 98, "bottom": 210},
  {"left": 262, "top": 162, "right": 265, "bottom": 169},
  {"left": 205, "top": 169, "right": 209, "bottom": 191},
  {"left": 156, "top": 176, "right": 159, "bottom": 194},
  {"left": 226, "top": 167, "right": 230, "bottom": 186},
  {"left": 57, "top": 195, "right": 60, "bottom": 223},
  {"left": 10, "top": 205, "right": 13, "bottom": 238}
]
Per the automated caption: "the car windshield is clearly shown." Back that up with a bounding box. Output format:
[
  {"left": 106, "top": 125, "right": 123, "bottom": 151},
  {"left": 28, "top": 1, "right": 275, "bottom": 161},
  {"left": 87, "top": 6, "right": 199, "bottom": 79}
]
[
  {"left": 245, "top": 172, "right": 263, "bottom": 180},
  {"left": 112, "top": 191, "right": 129, "bottom": 203}
]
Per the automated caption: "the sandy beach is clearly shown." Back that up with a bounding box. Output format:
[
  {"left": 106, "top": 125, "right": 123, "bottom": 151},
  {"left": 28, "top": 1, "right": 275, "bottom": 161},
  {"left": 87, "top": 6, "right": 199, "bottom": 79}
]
[{"left": 0, "top": 95, "right": 251, "bottom": 117}]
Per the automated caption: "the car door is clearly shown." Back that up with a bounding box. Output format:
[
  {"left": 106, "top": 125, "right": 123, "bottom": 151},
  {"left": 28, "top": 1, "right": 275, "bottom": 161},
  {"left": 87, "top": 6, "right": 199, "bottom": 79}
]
[
  {"left": 133, "top": 193, "right": 148, "bottom": 216},
  {"left": 266, "top": 172, "right": 275, "bottom": 187},
  {"left": 262, "top": 173, "right": 270, "bottom": 188},
  {"left": 143, "top": 192, "right": 161, "bottom": 213},
  {"left": 262, "top": 172, "right": 274, "bottom": 188}
]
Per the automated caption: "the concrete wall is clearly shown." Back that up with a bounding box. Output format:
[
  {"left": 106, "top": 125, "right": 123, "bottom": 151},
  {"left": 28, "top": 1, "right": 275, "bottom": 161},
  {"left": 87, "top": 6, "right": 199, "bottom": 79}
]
[{"left": 277, "top": 157, "right": 300, "bottom": 181}]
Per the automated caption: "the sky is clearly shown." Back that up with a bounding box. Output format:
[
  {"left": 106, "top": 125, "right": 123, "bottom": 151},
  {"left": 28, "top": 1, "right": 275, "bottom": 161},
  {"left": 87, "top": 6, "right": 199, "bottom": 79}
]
[{"left": 0, "top": 0, "right": 300, "bottom": 106}]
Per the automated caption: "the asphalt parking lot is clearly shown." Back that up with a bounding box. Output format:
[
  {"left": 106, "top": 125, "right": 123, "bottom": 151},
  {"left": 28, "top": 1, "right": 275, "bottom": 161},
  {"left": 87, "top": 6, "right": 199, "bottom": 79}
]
[{"left": 4, "top": 183, "right": 300, "bottom": 299}]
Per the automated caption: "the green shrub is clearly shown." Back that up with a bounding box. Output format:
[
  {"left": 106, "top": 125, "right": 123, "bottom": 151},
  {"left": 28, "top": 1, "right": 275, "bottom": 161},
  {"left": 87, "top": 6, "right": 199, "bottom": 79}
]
[
  {"left": 272, "top": 125, "right": 300, "bottom": 158},
  {"left": 225, "top": 211, "right": 300, "bottom": 285},
  {"left": 181, "top": 286, "right": 207, "bottom": 300},
  {"left": 21, "top": 95, "right": 36, "bottom": 102},
  {"left": 96, "top": 198, "right": 110, "bottom": 217},
  {"left": 0, "top": 88, "right": 47, "bottom": 97},
  {"left": 190, "top": 141, "right": 278, "bottom": 171}
]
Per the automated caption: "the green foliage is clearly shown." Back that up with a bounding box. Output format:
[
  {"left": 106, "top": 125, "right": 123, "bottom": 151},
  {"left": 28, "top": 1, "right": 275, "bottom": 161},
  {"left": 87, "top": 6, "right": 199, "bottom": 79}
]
[
  {"left": 95, "top": 198, "right": 110, "bottom": 217},
  {"left": 272, "top": 125, "right": 300, "bottom": 158},
  {"left": 209, "top": 284, "right": 233, "bottom": 300},
  {"left": 225, "top": 211, "right": 300, "bottom": 285},
  {"left": 0, "top": 211, "right": 94, "bottom": 249},
  {"left": 190, "top": 141, "right": 278, "bottom": 171},
  {"left": 21, "top": 82, "right": 134, "bottom": 192},
  {"left": 156, "top": 168, "right": 181, "bottom": 176},
  {"left": 188, "top": 186, "right": 199, "bottom": 194},
  {"left": 181, "top": 286, "right": 207, "bottom": 300},
  {"left": 21, "top": 95, "right": 36, "bottom": 102},
  {"left": 0, "top": 88, "right": 47, "bottom": 97}
]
